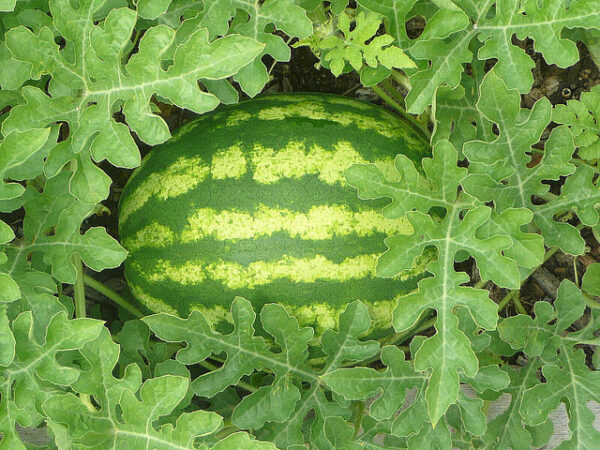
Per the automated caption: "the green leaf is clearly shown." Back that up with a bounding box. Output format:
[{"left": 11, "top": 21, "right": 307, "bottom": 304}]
[
  {"left": 145, "top": 298, "right": 380, "bottom": 448},
  {"left": 18, "top": 173, "right": 127, "bottom": 283},
  {"left": 461, "top": 72, "right": 588, "bottom": 254},
  {"left": 481, "top": 360, "right": 552, "bottom": 450},
  {"left": 521, "top": 349, "right": 600, "bottom": 449},
  {"left": 200, "top": 0, "right": 312, "bottom": 96},
  {"left": 0, "top": 272, "right": 19, "bottom": 303},
  {"left": 304, "top": 9, "right": 415, "bottom": 77},
  {"left": 432, "top": 81, "right": 493, "bottom": 149},
  {"left": 403, "top": 9, "right": 472, "bottom": 114},
  {"left": 346, "top": 140, "right": 525, "bottom": 425},
  {"left": 583, "top": 263, "right": 600, "bottom": 297},
  {"left": 322, "top": 416, "right": 361, "bottom": 450},
  {"left": 359, "top": 0, "right": 600, "bottom": 113},
  {"left": 478, "top": 0, "right": 599, "bottom": 91},
  {"left": 0, "top": 128, "right": 51, "bottom": 210},
  {"left": 137, "top": 0, "right": 171, "bottom": 20},
  {"left": 475, "top": 208, "right": 545, "bottom": 276},
  {"left": 0, "top": 0, "right": 16, "bottom": 12},
  {"left": 212, "top": 432, "right": 278, "bottom": 450},
  {"left": 498, "top": 281, "right": 600, "bottom": 449},
  {"left": 0, "top": 306, "right": 15, "bottom": 366},
  {"left": 533, "top": 165, "right": 600, "bottom": 255},
  {"left": 0, "top": 311, "right": 103, "bottom": 448},
  {"left": 553, "top": 84, "right": 600, "bottom": 161},
  {"left": 499, "top": 301, "right": 560, "bottom": 359},
  {"left": 116, "top": 319, "right": 169, "bottom": 379},
  {"left": 1, "top": 250, "right": 68, "bottom": 342},
  {"left": 357, "top": 0, "right": 418, "bottom": 48},
  {"left": 4, "top": 21, "right": 263, "bottom": 144},
  {"left": 43, "top": 327, "right": 275, "bottom": 448},
  {"left": 323, "top": 346, "right": 426, "bottom": 421},
  {"left": 1, "top": 0, "right": 264, "bottom": 213}
]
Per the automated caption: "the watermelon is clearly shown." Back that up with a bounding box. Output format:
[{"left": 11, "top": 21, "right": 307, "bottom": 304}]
[{"left": 118, "top": 93, "right": 431, "bottom": 336}]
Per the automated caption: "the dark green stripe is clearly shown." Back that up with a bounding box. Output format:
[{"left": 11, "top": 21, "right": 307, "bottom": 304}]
[
  {"left": 125, "top": 265, "right": 427, "bottom": 318},
  {"left": 127, "top": 232, "right": 389, "bottom": 266}
]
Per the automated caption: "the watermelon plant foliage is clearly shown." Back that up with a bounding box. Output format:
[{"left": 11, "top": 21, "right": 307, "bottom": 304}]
[{"left": 1, "top": 0, "right": 600, "bottom": 448}]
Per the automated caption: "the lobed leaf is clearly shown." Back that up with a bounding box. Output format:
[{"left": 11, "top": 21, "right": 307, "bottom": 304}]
[
  {"left": 17, "top": 172, "right": 127, "bottom": 284},
  {"left": 199, "top": 0, "right": 312, "bottom": 96},
  {"left": 346, "top": 140, "right": 535, "bottom": 425},
  {"left": 553, "top": 84, "right": 600, "bottom": 161},
  {"left": 144, "top": 298, "right": 384, "bottom": 448},
  {"left": 43, "top": 327, "right": 275, "bottom": 449},
  {"left": 0, "top": 311, "right": 103, "bottom": 449},
  {"left": 297, "top": 9, "right": 415, "bottom": 78},
  {"left": 499, "top": 281, "right": 600, "bottom": 449},
  {"left": 359, "top": 0, "right": 600, "bottom": 113}
]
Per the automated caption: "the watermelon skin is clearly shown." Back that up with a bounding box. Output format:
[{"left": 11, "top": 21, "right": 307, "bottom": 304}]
[{"left": 118, "top": 93, "right": 431, "bottom": 336}]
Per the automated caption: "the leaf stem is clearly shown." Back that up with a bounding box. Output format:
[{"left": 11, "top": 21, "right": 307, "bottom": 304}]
[
  {"left": 473, "top": 279, "right": 487, "bottom": 290},
  {"left": 497, "top": 291, "right": 516, "bottom": 312},
  {"left": 511, "top": 292, "right": 528, "bottom": 315},
  {"left": 497, "top": 290, "right": 528, "bottom": 315},
  {"left": 371, "top": 84, "right": 430, "bottom": 145},
  {"left": 380, "top": 78, "right": 406, "bottom": 105},
  {"left": 352, "top": 401, "right": 365, "bottom": 440},
  {"left": 390, "top": 69, "right": 411, "bottom": 91},
  {"left": 73, "top": 255, "right": 97, "bottom": 411},
  {"left": 215, "top": 424, "right": 242, "bottom": 440},
  {"left": 83, "top": 274, "right": 145, "bottom": 318},
  {"left": 73, "top": 254, "right": 86, "bottom": 319},
  {"left": 582, "top": 292, "right": 600, "bottom": 309}
]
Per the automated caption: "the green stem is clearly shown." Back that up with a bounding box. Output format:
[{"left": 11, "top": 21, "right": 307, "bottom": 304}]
[
  {"left": 352, "top": 401, "right": 366, "bottom": 440},
  {"left": 73, "top": 254, "right": 86, "bottom": 319},
  {"left": 215, "top": 425, "right": 242, "bottom": 440},
  {"left": 371, "top": 84, "right": 430, "bottom": 145},
  {"left": 473, "top": 279, "right": 487, "bottom": 290},
  {"left": 382, "top": 315, "right": 437, "bottom": 348},
  {"left": 73, "top": 255, "right": 97, "bottom": 409},
  {"left": 381, "top": 78, "right": 406, "bottom": 105},
  {"left": 543, "top": 246, "right": 559, "bottom": 263},
  {"left": 582, "top": 292, "right": 600, "bottom": 309},
  {"left": 83, "top": 274, "right": 145, "bottom": 318},
  {"left": 497, "top": 291, "right": 516, "bottom": 312},
  {"left": 391, "top": 69, "right": 411, "bottom": 91},
  {"left": 511, "top": 292, "right": 528, "bottom": 315}
]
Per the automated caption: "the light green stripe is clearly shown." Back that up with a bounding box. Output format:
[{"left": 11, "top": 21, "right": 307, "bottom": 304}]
[
  {"left": 146, "top": 254, "right": 379, "bottom": 289},
  {"left": 120, "top": 156, "right": 210, "bottom": 224},
  {"left": 123, "top": 222, "right": 175, "bottom": 251},
  {"left": 211, "top": 144, "right": 247, "bottom": 179},
  {"left": 251, "top": 140, "right": 368, "bottom": 185},
  {"left": 211, "top": 101, "right": 402, "bottom": 138},
  {"left": 254, "top": 101, "right": 403, "bottom": 139},
  {"left": 180, "top": 204, "right": 412, "bottom": 242},
  {"left": 225, "top": 110, "right": 252, "bottom": 127}
]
